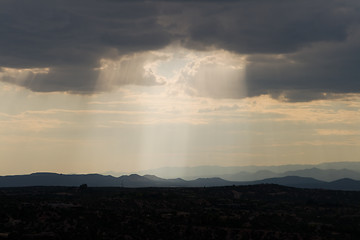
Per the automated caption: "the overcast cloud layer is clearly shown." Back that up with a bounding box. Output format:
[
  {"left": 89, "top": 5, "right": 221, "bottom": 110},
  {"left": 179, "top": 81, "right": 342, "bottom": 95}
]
[{"left": 1, "top": 0, "right": 360, "bottom": 101}]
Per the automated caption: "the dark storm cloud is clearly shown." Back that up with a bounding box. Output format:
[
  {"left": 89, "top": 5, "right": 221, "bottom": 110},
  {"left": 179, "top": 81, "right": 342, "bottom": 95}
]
[
  {"left": 0, "top": 0, "right": 170, "bottom": 92},
  {"left": 179, "top": 0, "right": 356, "bottom": 54},
  {"left": 162, "top": 0, "right": 360, "bottom": 101},
  {"left": 0, "top": 0, "right": 168, "bottom": 68},
  {"left": 1, "top": 0, "right": 360, "bottom": 101},
  {"left": 245, "top": 29, "right": 360, "bottom": 101}
]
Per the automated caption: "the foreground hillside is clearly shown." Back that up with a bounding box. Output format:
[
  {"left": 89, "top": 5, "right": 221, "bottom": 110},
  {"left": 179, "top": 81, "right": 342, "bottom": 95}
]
[{"left": 1, "top": 185, "right": 360, "bottom": 239}]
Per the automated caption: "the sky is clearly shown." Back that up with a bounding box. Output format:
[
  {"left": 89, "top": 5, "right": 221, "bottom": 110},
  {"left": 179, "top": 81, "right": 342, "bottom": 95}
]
[{"left": 1, "top": 0, "right": 360, "bottom": 175}]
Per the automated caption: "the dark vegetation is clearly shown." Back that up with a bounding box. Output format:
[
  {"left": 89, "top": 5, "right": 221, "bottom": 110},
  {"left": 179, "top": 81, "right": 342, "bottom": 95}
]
[{"left": 1, "top": 185, "right": 360, "bottom": 239}]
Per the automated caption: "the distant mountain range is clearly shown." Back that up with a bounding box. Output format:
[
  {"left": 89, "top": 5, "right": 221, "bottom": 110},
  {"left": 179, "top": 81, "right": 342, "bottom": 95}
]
[
  {"left": 1, "top": 172, "right": 360, "bottom": 191},
  {"left": 108, "top": 162, "right": 360, "bottom": 181}
]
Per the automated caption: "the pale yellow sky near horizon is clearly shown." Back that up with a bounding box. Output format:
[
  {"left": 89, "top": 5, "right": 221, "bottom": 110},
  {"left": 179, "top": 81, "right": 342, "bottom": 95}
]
[{"left": 1, "top": 48, "right": 360, "bottom": 175}]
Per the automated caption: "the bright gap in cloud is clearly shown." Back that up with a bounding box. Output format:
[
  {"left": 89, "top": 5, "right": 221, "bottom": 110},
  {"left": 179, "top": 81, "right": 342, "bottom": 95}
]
[{"left": 94, "top": 46, "right": 248, "bottom": 170}]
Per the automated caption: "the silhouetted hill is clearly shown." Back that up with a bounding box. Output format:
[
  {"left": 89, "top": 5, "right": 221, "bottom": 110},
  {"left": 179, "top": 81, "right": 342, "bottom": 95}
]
[
  {"left": 120, "top": 174, "right": 187, "bottom": 187},
  {"left": 223, "top": 168, "right": 360, "bottom": 182},
  {"left": 186, "top": 177, "right": 232, "bottom": 187},
  {"left": 251, "top": 176, "right": 328, "bottom": 189},
  {"left": 223, "top": 170, "right": 277, "bottom": 181},
  {"left": 279, "top": 168, "right": 360, "bottom": 181},
  {"left": 2, "top": 173, "right": 360, "bottom": 190},
  {"left": 328, "top": 178, "right": 360, "bottom": 191},
  {"left": 0, "top": 173, "right": 188, "bottom": 188},
  {"left": 249, "top": 176, "right": 360, "bottom": 191},
  {"left": 0, "top": 172, "right": 120, "bottom": 187}
]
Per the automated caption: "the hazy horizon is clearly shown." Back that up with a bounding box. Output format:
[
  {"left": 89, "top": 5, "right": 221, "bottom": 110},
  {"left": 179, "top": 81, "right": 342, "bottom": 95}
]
[
  {"left": 3, "top": 161, "right": 360, "bottom": 179},
  {"left": 1, "top": 0, "right": 360, "bottom": 176}
]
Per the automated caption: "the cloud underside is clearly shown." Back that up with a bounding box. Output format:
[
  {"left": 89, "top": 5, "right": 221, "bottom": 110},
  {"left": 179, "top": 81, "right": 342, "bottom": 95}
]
[{"left": 1, "top": 0, "right": 360, "bottom": 101}]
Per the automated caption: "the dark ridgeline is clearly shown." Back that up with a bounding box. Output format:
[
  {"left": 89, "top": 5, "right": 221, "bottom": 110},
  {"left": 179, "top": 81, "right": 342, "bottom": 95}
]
[
  {"left": 2, "top": 172, "right": 360, "bottom": 190},
  {"left": 1, "top": 184, "right": 360, "bottom": 239}
]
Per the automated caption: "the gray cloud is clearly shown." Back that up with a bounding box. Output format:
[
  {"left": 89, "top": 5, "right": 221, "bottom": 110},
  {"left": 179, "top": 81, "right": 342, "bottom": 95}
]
[
  {"left": 0, "top": 0, "right": 170, "bottom": 93},
  {"left": 183, "top": 1, "right": 357, "bottom": 53},
  {"left": 245, "top": 28, "right": 360, "bottom": 101},
  {"left": 1, "top": 0, "right": 360, "bottom": 101}
]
